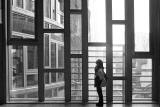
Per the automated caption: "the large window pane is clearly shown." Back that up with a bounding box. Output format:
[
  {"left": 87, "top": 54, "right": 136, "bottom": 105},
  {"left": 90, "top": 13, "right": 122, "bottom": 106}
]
[
  {"left": 9, "top": 46, "right": 38, "bottom": 99},
  {"left": 134, "top": 0, "right": 149, "bottom": 52},
  {"left": 112, "top": 25, "right": 125, "bottom": 76},
  {"left": 12, "top": 0, "right": 35, "bottom": 38},
  {"left": 132, "top": 59, "right": 152, "bottom": 101},
  {"left": 70, "top": 0, "right": 81, "bottom": 9},
  {"left": 88, "top": 47, "right": 106, "bottom": 101},
  {"left": 70, "top": 14, "right": 82, "bottom": 54},
  {"left": 71, "top": 58, "right": 82, "bottom": 101},
  {"left": 44, "top": 33, "right": 64, "bottom": 69},
  {"left": 43, "top": 0, "right": 64, "bottom": 29},
  {"left": 112, "top": 0, "right": 125, "bottom": 20},
  {"left": 88, "top": 0, "right": 106, "bottom": 42}
]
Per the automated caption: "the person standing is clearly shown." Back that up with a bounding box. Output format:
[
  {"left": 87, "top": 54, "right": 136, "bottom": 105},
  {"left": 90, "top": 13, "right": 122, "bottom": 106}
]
[{"left": 94, "top": 59, "right": 107, "bottom": 106}]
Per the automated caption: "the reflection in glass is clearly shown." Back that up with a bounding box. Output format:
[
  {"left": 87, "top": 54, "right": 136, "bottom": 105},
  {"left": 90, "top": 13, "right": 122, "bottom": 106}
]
[
  {"left": 27, "top": 74, "right": 38, "bottom": 87},
  {"left": 112, "top": 0, "right": 125, "bottom": 20},
  {"left": 27, "top": 46, "right": 37, "bottom": 69},
  {"left": 88, "top": 0, "right": 106, "bottom": 42},
  {"left": 113, "top": 80, "right": 125, "bottom": 102},
  {"left": 9, "top": 46, "right": 38, "bottom": 99},
  {"left": 44, "top": 33, "right": 64, "bottom": 69},
  {"left": 70, "top": 0, "right": 81, "bottom": 9},
  {"left": 45, "top": 72, "right": 64, "bottom": 99},
  {"left": 12, "top": 0, "right": 35, "bottom": 38},
  {"left": 71, "top": 58, "right": 82, "bottom": 100},
  {"left": 134, "top": 0, "right": 149, "bottom": 52},
  {"left": 132, "top": 59, "right": 152, "bottom": 100},
  {"left": 70, "top": 14, "right": 82, "bottom": 54}
]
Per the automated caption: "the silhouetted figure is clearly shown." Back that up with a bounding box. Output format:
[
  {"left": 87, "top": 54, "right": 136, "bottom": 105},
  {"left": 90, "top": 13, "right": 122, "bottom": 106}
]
[{"left": 94, "top": 59, "right": 107, "bottom": 106}]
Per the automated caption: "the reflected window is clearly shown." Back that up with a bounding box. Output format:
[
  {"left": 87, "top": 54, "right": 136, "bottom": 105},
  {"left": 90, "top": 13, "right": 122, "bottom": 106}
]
[
  {"left": 58, "top": 45, "right": 64, "bottom": 68},
  {"left": 27, "top": 74, "right": 38, "bottom": 87},
  {"left": 27, "top": 46, "right": 37, "bottom": 69},
  {"left": 51, "top": 42, "right": 56, "bottom": 68},
  {"left": 11, "top": 46, "right": 24, "bottom": 89},
  {"left": 44, "top": 0, "right": 51, "bottom": 18},
  {"left": 25, "top": 0, "right": 35, "bottom": 12}
]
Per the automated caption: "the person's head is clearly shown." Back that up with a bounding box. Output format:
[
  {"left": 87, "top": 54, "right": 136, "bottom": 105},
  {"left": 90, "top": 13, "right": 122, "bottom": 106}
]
[{"left": 96, "top": 59, "right": 104, "bottom": 68}]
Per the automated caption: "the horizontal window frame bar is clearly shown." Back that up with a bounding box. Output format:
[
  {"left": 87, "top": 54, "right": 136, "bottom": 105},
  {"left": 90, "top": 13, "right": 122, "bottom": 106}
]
[
  {"left": 112, "top": 20, "right": 126, "bottom": 24},
  {"left": 133, "top": 52, "right": 152, "bottom": 58},
  {"left": 7, "top": 39, "right": 38, "bottom": 45},
  {"left": 43, "top": 29, "right": 64, "bottom": 33},
  {"left": 44, "top": 69, "right": 64, "bottom": 72},
  {"left": 88, "top": 42, "right": 107, "bottom": 46},
  {"left": 70, "top": 10, "right": 82, "bottom": 14},
  {"left": 70, "top": 54, "right": 83, "bottom": 58}
]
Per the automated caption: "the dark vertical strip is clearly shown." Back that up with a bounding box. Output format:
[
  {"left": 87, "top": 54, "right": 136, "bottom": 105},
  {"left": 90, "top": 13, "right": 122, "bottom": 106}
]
[
  {"left": 151, "top": 0, "right": 159, "bottom": 102},
  {"left": 64, "top": 0, "right": 71, "bottom": 102},
  {"left": 82, "top": 0, "right": 88, "bottom": 103},
  {"left": 35, "top": 0, "right": 44, "bottom": 102},
  {"left": 0, "top": 0, "right": 6, "bottom": 104},
  {"left": 106, "top": 0, "right": 113, "bottom": 103},
  {"left": 125, "top": 0, "right": 134, "bottom": 103},
  {"left": 7, "top": 0, "right": 11, "bottom": 41}
]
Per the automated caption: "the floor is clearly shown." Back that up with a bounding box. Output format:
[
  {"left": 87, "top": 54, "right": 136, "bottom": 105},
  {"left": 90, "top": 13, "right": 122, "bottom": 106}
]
[{"left": 0, "top": 104, "right": 159, "bottom": 107}]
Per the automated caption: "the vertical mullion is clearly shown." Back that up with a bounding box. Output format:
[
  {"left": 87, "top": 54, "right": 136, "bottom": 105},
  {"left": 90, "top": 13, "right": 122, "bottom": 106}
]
[
  {"left": 106, "top": 0, "right": 113, "bottom": 103},
  {"left": 35, "top": 0, "right": 44, "bottom": 102},
  {"left": 125, "top": 0, "right": 134, "bottom": 103},
  {"left": 82, "top": 0, "right": 88, "bottom": 103},
  {"left": 64, "top": 0, "right": 71, "bottom": 102}
]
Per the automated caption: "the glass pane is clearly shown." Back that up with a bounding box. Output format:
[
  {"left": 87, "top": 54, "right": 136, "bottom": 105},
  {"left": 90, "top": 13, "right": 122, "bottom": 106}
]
[
  {"left": 27, "top": 46, "right": 38, "bottom": 69},
  {"left": 88, "top": 47, "right": 106, "bottom": 101},
  {"left": 113, "top": 80, "right": 125, "bottom": 102},
  {"left": 51, "top": 42, "right": 56, "bottom": 68},
  {"left": 9, "top": 45, "right": 38, "bottom": 99},
  {"left": 58, "top": 44, "right": 64, "bottom": 68},
  {"left": 70, "top": 0, "right": 81, "bottom": 9},
  {"left": 112, "top": 25, "right": 125, "bottom": 76},
  {"left": 88, "top": 0, "right": 106, "bottom": 42},
  {"left": 12, "top": 0, "right": 35, "bottom": 38},
  {"left": 44, "top": 33, "right": 64, "bottom": 69},
  {"left": 112, "top": 0, "right": 125, "bottom": 20},
  {"left": 134, "top": 0, "right": 149, "bottom": 52},
  {"left": 70, "top": 14, "right": 82, "bottom": 54},
  {"left": 132, "top": 59, "right": 152, "bottom": 100},
  {"left": 71, "top": 58, "right": 82, "bottom": 100},
  {"left": 45, "top": 72, "right": 64, "bottom": 100},
  {"left": 43, "top": 0, "right": 64, "bottom": 29},
  {"left": 44, "top": 34, "right": 50, "bottom": 67},
  {"left": 27, "top": 74, "right": 38, "bottom": 87}
]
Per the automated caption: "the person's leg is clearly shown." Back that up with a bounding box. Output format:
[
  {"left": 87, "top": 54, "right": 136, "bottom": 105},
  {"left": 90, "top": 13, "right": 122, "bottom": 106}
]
[{"left": 96, "top": 86, "right": 103, "bottom": 105}]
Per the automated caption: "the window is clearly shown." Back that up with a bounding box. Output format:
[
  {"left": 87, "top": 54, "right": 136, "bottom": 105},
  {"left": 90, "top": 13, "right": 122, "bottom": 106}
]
[
  {"left": 58, "top": 45, "right": 64, "bottom": 68},
  {"left": 15, "top": 0, "right": 23, "bottom": 8},
  {"left": 27, "top": 74, "right": 38, "bottom": 87},
  {"left": 51, "top": 42, "right": 56, "bottom": 68},
  {"left": 44, "top": 0, "right": 51, "bottom": 18},
  {"left": 134, "top": 0, "right": 150, "bottom": 52},
  {"left": 132, "top": 59, "right": 152, "bottom": 100},
  {"left": 27, "top": 46, "right": 38, "bottom": 69},
  {"left": 25, "top": 0, "right": 35, "bottom": 12}
]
